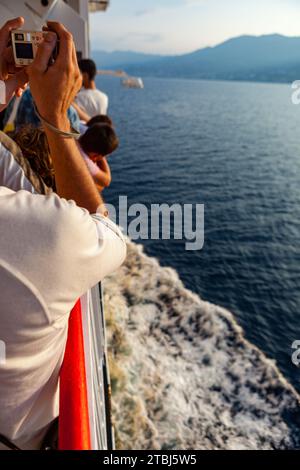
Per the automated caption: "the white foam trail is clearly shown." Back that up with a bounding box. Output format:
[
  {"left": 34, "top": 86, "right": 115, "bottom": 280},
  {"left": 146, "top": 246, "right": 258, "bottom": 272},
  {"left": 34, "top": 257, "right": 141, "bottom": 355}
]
[{"left": 103, "top": 240, "right": 300, "bottom": 450}]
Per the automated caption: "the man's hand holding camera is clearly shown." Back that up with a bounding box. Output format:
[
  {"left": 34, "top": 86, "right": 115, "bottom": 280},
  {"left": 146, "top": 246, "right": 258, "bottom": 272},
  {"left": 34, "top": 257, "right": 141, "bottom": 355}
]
[
  {"left": 0, "top": 17, "right": 28, "bottom": 111},
  {"left": 27, "top": 21, "right": 82, "bottom": 132},
  {"left": 27, "top": 21, "right": 102, "bottom": 214},
  {"left": 0, "top": 17, "right": 102, "bottom": 214}
]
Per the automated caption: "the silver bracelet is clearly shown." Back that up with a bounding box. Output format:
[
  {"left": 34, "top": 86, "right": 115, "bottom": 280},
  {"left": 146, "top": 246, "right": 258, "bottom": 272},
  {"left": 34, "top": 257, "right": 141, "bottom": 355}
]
[{"left": 34, "top": 106, "right": 81, "bottom": 140}]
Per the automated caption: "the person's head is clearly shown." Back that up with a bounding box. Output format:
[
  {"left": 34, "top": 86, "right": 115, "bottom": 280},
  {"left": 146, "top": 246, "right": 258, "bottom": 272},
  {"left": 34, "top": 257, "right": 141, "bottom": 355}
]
[
  {"left": 78, "top": 59, "right": 97, "bottom": 88},
  {"left": 13, "top": 125, "right": 55, "bottom": 191},
  {"left": 87, "top": 115, "right": 113, "bottom": 128},
  {"left": 79, "top": 123, "right": 119, "bottom": 161}
]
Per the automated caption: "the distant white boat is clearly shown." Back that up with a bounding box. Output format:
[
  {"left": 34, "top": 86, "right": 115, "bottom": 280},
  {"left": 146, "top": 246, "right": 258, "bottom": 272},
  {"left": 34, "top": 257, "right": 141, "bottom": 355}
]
[{"left": 122, "top": 77, "right": 144, "bottom": 89}]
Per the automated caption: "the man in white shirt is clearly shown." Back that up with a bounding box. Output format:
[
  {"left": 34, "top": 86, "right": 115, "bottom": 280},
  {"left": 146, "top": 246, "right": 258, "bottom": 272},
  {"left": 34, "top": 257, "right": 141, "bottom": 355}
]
[
  {"left": 75, "top": 59, "right": 109, "bottom": 118},
  {"left": 0, "top": 18, "right": 126, "bottom": 450}
]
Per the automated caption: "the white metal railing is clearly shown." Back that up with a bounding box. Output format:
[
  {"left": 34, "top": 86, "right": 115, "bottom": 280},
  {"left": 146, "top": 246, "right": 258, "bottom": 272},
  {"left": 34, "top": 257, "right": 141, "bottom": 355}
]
[{"left": 81, "top": 284, "right": 114, "bottom": 450}]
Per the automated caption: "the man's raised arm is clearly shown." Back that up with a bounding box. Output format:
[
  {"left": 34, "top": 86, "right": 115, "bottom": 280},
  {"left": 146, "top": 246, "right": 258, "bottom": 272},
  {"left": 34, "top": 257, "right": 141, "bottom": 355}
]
[{"left": 28, "top": 22, "right": 104, "bottom": 215}]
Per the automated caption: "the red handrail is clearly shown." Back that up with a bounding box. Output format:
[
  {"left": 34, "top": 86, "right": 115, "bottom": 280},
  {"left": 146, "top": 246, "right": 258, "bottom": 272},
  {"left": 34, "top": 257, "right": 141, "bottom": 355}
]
[{"left": 58, "top": 300, "right": 91, "bottom": 450}]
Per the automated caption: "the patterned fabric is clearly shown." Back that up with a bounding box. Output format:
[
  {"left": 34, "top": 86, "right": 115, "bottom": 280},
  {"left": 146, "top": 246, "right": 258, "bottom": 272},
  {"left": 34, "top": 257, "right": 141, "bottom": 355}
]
[{"left": 3, "top": 88, "right": 80, "bottom": 132}]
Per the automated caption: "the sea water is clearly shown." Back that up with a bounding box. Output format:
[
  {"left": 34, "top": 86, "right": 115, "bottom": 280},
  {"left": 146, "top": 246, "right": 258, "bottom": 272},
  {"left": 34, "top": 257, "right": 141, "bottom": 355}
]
[{"left": 98, "top": 76, "right": 300, "bottom": 393}]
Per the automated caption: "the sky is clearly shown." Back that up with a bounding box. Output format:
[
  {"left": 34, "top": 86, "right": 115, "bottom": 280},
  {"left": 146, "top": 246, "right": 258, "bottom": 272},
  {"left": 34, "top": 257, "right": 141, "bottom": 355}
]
[{"left": 89, "top": 0, "right": 300, "bottom": 55}]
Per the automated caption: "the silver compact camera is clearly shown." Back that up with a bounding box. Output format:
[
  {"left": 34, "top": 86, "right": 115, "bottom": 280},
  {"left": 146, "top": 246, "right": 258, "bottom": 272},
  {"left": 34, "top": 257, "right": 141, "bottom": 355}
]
[{"left": 11, "top": 30, "right": 58, "bottom": 67}]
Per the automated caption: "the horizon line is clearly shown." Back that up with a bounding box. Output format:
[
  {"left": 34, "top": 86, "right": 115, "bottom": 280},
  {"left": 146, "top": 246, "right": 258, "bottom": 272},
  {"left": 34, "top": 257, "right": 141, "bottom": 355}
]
[{"left": 91, "top": 32, "right": 300, "bottom": 57}]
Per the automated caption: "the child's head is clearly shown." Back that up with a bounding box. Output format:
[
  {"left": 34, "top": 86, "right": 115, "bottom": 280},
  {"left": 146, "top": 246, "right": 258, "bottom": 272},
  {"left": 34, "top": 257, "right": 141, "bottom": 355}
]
[
  {"left": 87, "top": 115, "right": 113, "bottom": 128},
  {"left": 79, "top": 123, "right": 119, "bottom": 161}
]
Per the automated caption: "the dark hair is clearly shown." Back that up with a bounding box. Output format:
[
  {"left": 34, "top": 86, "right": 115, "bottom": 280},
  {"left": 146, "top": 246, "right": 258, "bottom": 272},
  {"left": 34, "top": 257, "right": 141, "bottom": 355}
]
[
  {"left": 78, "top": 59, "right": 97, "bottom": 81},
  {"left": 79, "top": 123, "right": 119, "bottom": 156},
  {"left": 13, "top": 125, "right": 55, "bottom": 190},
  {"left": 87, "top": 114, "right": 113, "bottom": 128}
]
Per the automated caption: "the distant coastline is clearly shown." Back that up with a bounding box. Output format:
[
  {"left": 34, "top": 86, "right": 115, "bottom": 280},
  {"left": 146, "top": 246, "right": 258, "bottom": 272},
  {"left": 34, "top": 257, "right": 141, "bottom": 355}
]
[
  {"left": 93, "top": 33, "right": 300, "bottom": 85},
  {"left": 97, "top": 71, "right": 294, "bottom": 86}
]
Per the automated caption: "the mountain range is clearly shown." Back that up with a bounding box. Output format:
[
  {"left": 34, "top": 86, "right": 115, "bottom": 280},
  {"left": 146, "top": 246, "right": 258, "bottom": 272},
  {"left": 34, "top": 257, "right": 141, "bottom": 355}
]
[{"left": 92, "top": 34, "right": 300, "bottom": 83}]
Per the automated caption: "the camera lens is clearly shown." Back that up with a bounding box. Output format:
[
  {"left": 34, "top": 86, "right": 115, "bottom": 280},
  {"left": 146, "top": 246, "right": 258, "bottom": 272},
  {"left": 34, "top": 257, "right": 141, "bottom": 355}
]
[
  {"left": 15, "top": 33, "right": 24, "bottom": 41},
  {"left": 41, "top": 0, "right": 49, "bottom": 6}
]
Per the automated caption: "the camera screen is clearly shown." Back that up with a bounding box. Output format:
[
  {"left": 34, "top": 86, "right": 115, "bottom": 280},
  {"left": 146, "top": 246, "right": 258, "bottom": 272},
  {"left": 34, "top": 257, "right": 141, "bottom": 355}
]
[
  {"left": 14, "top": 33, "right": 24, "bottom": 41},
  {"left": 15, "top": 43, "right": 34, "bottom": 60}
]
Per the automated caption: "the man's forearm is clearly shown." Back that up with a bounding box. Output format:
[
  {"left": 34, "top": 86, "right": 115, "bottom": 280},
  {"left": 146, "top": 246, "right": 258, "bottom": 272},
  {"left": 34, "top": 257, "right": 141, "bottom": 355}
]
[
  {"left": 45, "top": 124, "right": 104, "bottom": 214},
  {"left": 26, "top": 22, "right": 105, "bottom": 214}
]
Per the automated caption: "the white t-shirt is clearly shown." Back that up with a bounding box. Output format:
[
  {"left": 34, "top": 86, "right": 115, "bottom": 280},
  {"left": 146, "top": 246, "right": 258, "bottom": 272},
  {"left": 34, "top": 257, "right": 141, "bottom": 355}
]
[
  {"left": 0, "top": 137, "right": 126, "bottom": 449},
  {"left": 75, "top": 88, "right": 109, "bottom": 118}
]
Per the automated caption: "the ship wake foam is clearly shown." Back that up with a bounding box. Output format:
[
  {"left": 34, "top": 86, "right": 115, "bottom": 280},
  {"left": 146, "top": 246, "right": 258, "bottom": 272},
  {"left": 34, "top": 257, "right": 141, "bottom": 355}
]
[{"left": 103, "top": 240, "right": 300, "bottom": 450}]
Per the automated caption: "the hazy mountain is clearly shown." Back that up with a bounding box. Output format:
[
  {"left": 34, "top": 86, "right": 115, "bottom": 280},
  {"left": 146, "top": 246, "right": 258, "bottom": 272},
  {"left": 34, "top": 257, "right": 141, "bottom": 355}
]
[
  {"left": 91, "top": 50, "right": 164, "bottom": 68},
  {"left": 93, "top": 34, "right": 300, "bottom": 83}
]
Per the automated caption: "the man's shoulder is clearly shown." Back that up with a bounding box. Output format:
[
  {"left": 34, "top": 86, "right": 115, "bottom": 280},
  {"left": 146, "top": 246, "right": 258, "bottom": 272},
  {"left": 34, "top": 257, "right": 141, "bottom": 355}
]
[
  {"left": 76, "top": 89, "right": 91, "bottom": 102},
  {"left": 0, "top": 186, "right": 15, "bottom": 196},
  {"left": 77, "top": 88, "right": 89, "bottom": 97},
  {"left": 78, "top": 88, "right": 108, "bottom": 100},
  {"left": 0, "top": 190, "right": 93, "bottom": 250},
  {"left": 95, "top": 89, "right": 108, "bottom": 103},
  {"left": 0, "top": 188, "right": 76, "bottom": 221},
  {"left": 94, "top": 89, "right": 108, "bottom": 97}
]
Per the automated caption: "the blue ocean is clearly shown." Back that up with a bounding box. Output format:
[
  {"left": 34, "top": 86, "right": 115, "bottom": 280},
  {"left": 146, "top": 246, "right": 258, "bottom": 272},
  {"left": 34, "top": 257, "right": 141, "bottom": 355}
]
[{"left": 98, "top": 76, "right": 300, "bottom": 393}]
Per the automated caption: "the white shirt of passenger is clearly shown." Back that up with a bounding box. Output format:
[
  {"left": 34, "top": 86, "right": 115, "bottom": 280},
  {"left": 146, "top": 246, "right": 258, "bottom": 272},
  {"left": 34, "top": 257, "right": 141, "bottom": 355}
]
[
  {"left": 0, "top": 137, "right": 126, "bottom": 449},
  {"left": 75, "top": 88, "right": 109, "bottom": 118}
]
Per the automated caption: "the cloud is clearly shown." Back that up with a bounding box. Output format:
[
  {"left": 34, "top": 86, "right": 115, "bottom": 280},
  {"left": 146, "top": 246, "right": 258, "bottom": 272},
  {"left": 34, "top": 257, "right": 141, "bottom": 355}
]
[
  {"left": 117, "top": 32, "right": 163, "bottom": 44},
  {"left": 134, "top": 8, "right": 156, "bottom": 17},
  {"left": 134, "top": 0, "right": 207, "bottom": 18},
  {"left": 183, "top": 0, "right": 208, "bottom": 5}
]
